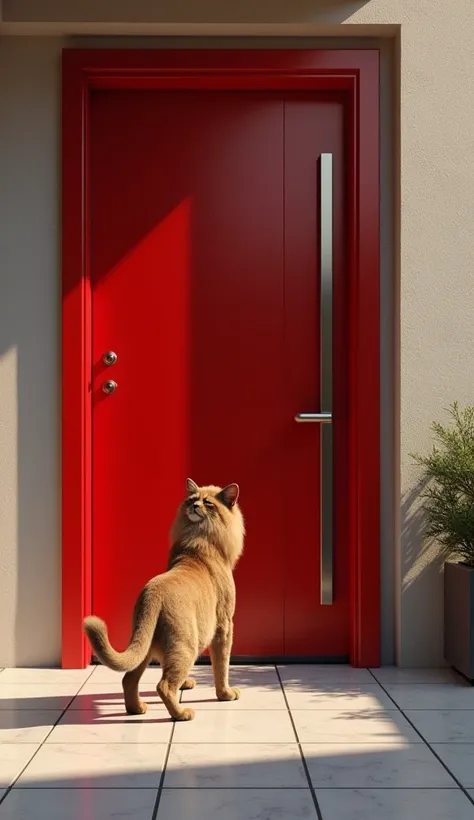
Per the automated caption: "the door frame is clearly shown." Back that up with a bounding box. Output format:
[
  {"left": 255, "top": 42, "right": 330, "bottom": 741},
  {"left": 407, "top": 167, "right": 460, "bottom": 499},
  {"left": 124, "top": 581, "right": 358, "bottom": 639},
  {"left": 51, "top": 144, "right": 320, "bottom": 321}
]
[{"left": 62, "top": 48, "right": 380, "bottom": 668}]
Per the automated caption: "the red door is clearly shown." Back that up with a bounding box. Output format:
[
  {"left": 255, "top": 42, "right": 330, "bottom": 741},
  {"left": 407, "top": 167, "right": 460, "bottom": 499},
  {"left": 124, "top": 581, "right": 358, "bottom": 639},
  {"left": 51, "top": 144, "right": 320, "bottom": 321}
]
[{"left": 90, "top": 89, "right": 349, "bottom": 659}]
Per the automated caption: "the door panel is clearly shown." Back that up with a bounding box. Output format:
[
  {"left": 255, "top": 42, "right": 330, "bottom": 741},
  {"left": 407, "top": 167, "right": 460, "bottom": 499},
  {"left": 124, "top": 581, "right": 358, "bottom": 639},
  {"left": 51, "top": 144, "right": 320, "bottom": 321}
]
[
  {"left": 283, "top": 96, "right": 349, "bottom": 655},
  {"left": 90, "top": 89, "right": 349, "bottom": 657}
]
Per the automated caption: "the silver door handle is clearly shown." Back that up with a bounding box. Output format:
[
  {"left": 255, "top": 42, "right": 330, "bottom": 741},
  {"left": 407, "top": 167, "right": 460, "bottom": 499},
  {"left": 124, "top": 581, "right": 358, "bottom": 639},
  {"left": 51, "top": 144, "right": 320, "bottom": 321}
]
[
  {"left": 295, "top": 153, "right": 334, "bottom": 606},
  {"left": 295, "top": 412, "right": 332, "bottom": 423}
]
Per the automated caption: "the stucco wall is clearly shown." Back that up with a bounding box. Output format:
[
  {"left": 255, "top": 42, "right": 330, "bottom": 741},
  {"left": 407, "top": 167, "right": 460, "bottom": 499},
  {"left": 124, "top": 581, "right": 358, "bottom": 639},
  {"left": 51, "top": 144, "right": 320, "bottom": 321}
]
[
  {"left": 0, "top": 0, "right": 473, "bottom": 667},
  {"left": 0, "top": 37, "right": 63, "bottom": 665}
]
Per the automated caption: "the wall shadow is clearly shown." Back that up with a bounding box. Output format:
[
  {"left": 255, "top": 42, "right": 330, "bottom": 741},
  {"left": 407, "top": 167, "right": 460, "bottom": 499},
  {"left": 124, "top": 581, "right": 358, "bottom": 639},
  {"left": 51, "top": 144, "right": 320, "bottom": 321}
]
[{"left": 400, "top": 480, "right": 446, "bottom": 666}]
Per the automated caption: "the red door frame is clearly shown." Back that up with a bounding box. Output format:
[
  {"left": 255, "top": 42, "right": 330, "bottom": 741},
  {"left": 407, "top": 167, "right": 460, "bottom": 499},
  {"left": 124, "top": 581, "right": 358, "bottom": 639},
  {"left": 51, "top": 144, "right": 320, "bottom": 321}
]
[{"left": 62, "top": 48, "right": 380, "bottom": 669}]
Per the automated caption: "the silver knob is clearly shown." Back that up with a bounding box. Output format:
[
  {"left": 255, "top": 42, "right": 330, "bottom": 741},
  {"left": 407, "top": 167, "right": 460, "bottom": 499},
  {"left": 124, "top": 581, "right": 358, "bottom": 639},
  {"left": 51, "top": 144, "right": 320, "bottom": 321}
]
[
  {"left": 102, "top": 351, "right": 118, "bottom": 366},
  {"left": 102, "top": 380, "right": 118, "bottom": 395}
]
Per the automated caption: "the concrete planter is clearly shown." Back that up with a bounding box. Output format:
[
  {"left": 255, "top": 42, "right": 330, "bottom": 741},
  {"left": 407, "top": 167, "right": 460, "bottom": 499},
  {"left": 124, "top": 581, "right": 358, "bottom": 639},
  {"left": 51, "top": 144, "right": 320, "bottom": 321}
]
[{"left": 444, "top": 562, "right": 474, "bottom": 683}]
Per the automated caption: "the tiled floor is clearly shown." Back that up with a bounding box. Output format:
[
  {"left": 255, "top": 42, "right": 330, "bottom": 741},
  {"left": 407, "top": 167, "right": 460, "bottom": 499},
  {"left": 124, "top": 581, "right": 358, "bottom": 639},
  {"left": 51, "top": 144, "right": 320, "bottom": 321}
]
[{"left": 0, "top": 664, "right": 474, "bottom": 819}]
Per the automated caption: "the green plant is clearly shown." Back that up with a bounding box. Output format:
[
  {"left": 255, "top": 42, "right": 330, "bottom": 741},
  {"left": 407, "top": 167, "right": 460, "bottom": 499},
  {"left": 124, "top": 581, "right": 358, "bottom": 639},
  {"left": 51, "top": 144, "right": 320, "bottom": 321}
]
[{"left": 411, "top": 402, "right": 474, "bottom": 566}]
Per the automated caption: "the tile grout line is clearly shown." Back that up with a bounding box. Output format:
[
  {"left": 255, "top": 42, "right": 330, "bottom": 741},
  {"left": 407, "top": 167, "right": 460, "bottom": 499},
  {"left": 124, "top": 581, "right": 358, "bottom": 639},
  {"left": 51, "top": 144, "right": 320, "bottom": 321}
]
[
  {"left": 0, "top": 666, "right": 97, "bottom": 807},
  {"left": 368, "top": 668, "right": 474, "bottom": 808},
  {"left": 150, "top": 681, "right": 185, "bottom": 819},
  {"left": 150, "top": 722, "right": 178, "bottom": 818},
  {"left": 275, "top": 666, "right": 324, "bottom": 820}
]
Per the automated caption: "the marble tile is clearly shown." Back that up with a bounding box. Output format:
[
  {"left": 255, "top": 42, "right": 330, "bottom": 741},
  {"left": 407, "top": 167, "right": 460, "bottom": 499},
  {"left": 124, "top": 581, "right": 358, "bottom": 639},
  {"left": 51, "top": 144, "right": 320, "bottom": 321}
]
[
  {"left": 303, "top": 742, "right": 455, "bottom": 788},
  {"left": 88, "top": 664, "right": 162, "bottom": 684},
  {"left": 370, "top": 667, "right": 462, "bottom": 684},
  {"left": 17, "top": 743, "right": 167, "bottom": 788},
  {"left": 0, "top": 669, "right": 92, "bottom": 685},
  {"left": 385, "top": 684, "right": 474, "bottom": 710},
  {"left": 165, "top": 743, "right": 306, "bottom": 788},
  {"left": 190, "top": 666, "right": 280, "bottom": 688},
  {"left": 278, "top": 665, "right": 374, "bottom": 685},
  {"left": 157, "top": 789, "right": 318, "bottom": 820},
  {"left": 316, "top": 788, "right": 474, "bottom": 820},
  {"left": 0, "top": 789, "right": 157, "bottom": 819},
  {"left": 173, "top": 710, "right": 295, "bottom": 743},
  {"left": 292, "top": 709, "right": 420, "bottom": 744},
  {"left": 0, "top": 745, "right": 40, "bottom": 789},
  {"left": 45, "top": 709, "right": 173, "bottom": 744},
  {"left": 432, "top": 744, "right": 474, "bottom": 788},
  {"left": 285, "top": 683, "right": 394, "bottom": 711},
  {"left": 405, "top": 710, "right": 474, "bottom": 743},
  {"left": 70, "top": 683, "right": 167, "bottom": 711},
  {"left": 0, "top": 683, "right": 82, "bottom": 711},
  {"left": 181, "top": 684, "right": 286, "bottom": 710},
  {"left": 0, "top": 711, "right": 61, "bottom": 743}
]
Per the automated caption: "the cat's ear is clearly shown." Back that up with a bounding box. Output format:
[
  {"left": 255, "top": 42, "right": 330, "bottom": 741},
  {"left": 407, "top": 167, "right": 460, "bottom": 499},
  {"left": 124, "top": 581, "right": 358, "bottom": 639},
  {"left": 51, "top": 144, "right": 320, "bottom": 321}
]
[
  {"left": 219, "top": 483, "right": 239, "bottom": 508},
  {"left": 186, "top": 478, "right": 199, "bottom": 495}
]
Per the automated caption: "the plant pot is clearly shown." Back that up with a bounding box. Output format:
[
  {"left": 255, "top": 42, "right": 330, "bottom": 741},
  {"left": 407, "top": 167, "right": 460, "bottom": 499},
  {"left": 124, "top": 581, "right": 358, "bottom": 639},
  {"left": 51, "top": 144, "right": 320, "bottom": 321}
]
[{"left": 444, "top": 561, "right": 474, "bottom": 683}]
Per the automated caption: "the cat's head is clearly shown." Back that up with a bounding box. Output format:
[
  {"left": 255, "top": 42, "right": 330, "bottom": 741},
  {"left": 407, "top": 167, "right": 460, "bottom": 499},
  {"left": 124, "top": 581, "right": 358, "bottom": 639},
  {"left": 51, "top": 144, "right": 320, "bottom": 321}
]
[
  {"left": 173, "top": 478, "right": 244, "bottom": 566},
  {"left": 184, "top": 478, "right": 240, "bottom": 525}
]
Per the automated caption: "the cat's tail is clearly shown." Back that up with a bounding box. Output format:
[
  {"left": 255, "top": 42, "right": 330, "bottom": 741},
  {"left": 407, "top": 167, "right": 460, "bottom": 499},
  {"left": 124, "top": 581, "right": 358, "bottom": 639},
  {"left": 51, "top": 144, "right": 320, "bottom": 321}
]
[{"left": 83, "top": 583, "right": 161, "bottom": 672}]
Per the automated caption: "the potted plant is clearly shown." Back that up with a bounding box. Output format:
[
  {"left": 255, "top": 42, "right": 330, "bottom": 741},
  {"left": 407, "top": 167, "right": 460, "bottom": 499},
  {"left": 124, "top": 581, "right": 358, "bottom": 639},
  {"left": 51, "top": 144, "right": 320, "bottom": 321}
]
[{"left": 412, "top": 402, "right": 474, "bottom": 683}]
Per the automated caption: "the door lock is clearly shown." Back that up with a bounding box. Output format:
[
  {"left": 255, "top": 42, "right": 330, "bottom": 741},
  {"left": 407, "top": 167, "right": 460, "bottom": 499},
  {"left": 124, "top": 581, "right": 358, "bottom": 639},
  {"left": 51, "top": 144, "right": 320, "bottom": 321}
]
[
  {"left": 102, "top": 380, "right": 118, "bottom": 395},
  {"left": 102, "top": 351, "right": 118, "bottom": 366}
]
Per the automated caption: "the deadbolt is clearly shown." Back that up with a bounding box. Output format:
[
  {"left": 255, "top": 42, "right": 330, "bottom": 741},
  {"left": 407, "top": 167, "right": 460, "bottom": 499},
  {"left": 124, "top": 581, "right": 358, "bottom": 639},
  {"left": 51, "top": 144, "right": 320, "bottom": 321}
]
[
  {"left": 102, "top": 351, "right": 118, "bottom": 366},
  {"left": 102, "top": 380, "right": 118, "bottom": 395}
]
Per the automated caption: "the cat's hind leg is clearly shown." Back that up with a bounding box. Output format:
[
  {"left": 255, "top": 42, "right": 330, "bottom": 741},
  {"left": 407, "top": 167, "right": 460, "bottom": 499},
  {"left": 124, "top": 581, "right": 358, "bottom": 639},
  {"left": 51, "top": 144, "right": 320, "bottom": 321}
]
[
  {"left": 157, "top": 652, "right": 196, "bottom": 721},
  {"left": 122, "top": 652, "right": 151, "bottom": 715}
]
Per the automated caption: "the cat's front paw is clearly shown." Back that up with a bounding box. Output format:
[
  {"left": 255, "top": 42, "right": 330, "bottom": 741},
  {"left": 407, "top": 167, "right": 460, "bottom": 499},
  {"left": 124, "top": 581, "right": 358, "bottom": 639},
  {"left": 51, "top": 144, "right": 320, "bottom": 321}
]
[{"left": 217, "top": 687, "right": 241, "bottom": 702}]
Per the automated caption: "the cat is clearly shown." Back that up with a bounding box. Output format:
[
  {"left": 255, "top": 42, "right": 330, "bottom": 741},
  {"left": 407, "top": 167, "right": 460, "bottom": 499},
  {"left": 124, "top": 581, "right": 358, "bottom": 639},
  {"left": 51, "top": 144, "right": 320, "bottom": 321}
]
[{"left": 83, "top": 478, "right": 245, "bottom": 721}]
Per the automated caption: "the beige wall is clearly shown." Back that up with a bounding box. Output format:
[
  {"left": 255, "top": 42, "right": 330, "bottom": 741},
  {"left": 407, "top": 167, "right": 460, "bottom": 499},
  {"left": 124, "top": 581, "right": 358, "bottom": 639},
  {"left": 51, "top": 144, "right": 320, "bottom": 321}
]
[
  {"left": 0, "top": 37, "right": 63, "bottom": 665},
  {"left": 0, "top": 0, "right": 473, "bottom": 667}
]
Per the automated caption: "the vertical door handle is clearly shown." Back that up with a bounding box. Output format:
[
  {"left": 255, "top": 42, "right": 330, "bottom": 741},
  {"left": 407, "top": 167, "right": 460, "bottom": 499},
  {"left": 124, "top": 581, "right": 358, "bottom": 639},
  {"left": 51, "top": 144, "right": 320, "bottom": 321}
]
[{"left": 294, "top": 153, "right": 334, "bottom": 605}]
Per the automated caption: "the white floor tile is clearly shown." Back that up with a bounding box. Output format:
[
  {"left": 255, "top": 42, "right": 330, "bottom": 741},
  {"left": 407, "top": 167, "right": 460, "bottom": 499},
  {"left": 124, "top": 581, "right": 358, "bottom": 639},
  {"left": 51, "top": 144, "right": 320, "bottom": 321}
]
[
  {"left": 0, "top": 711, "right": 61, "bottom": 743},
  {"left": 0, "top": 745, "right": 40, "bottom": 788},
  {"left": 0, "top": 788, "right": 157, "bottom": 819},
  {"left": 316, "top": 788, "right": 474, "bottom": 820},
  {"left": 191, "top": 666, "right": 280, "bottom": 687},
  {"left": 0, "top": 683, "right": 82, "bottom": 711},
  {"left": 165, "top": 743, "right": 306, "bottom": 788},
  {"left": 285, "top": 683, "right": 394, "bottom": 711},
  {"left": 385, "top": 684, "right": 474, "bottom": 710},
  {"left": 278, "top": 665, "right": 374, "bottom": 685},
  {"left": 173, "top": 710, "right": 295, "bottom": 743},
  {"left": 181, "top": 684, "right": 286, "bottom": 710},
  {"left": 370, "top": 667, "right": 462, "bottom": 684},
  {"left": 45, "top": 709, "right": 173, "bottom": 744},
  {"left": 16, "top": 742, "right": 167, "bottom": 788},
  {"left": 432, "top": 744, "right": 474, "bottom": 788},
  {"left": 157, "top": 789, "right": 318, "bottom": 820},
  {"left": 405, "top": 710, "right": 474, "bottom": 743},
  {"left": 70, "top": 683, "right": 167, "bottom": 711},
  {"left": 303, "top": 742, "right": 455, "bottom": 788},
  {"left": 292, "top": 709, "right": 420, "bottom": 744},
  {"left": 0, "top": 669, "right": 92, "bottom": 685},
  {"left": 88, "top": 664, "right": 162, "bottom": 684}
]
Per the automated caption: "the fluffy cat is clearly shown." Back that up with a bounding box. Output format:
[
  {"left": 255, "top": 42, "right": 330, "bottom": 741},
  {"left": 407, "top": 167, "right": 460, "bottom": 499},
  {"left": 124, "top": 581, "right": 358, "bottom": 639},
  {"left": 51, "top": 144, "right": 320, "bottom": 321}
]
[{"left": 83, "top": 478, "right": 244, "bottom": 721}]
